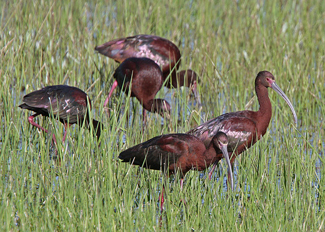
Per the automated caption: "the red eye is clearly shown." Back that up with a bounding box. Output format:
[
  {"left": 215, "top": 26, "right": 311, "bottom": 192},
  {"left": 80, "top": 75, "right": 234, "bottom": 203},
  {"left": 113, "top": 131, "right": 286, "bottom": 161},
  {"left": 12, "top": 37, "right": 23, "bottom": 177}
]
[{"left": 266, "top": 77, "right": 274, "bottom": 85}]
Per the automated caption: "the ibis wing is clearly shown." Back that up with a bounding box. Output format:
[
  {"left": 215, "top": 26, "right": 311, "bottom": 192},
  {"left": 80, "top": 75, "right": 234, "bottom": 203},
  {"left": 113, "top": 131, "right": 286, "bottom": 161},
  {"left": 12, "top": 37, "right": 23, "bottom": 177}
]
[
  {"left": 188, "top": 111, "right": 257, "bottom": 151},
  {"left": 118, "top": 134, "right": 192, "bottom": 171},
  {"left": 20, "top": 85, "right": 89, "bottom": 124}
]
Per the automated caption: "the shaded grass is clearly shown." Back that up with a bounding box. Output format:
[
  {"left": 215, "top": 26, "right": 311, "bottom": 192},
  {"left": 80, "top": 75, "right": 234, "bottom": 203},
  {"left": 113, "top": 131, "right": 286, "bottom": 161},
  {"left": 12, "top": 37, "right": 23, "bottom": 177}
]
[{"left": 0, "top": 0, "right": 324, "bottom": 230}]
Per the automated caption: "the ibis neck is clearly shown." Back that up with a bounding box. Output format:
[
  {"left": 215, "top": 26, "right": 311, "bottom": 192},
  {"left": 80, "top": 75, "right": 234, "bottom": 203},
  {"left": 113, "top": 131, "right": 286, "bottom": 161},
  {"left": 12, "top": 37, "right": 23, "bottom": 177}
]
[
  {"left": 203, "top": 142, "right": 219, "bottom": 165},
  {"left": 255, "top": 84, "right": 272, "bottom": 135},
  {"left": 144, "top": 99, "right": 171, "bottom": 118},
  {"left": 162, "top": 70, "right": 179, "bottom": 88},
  {"left": 164, "top": 70, "right": 195, "bottom": 88}
]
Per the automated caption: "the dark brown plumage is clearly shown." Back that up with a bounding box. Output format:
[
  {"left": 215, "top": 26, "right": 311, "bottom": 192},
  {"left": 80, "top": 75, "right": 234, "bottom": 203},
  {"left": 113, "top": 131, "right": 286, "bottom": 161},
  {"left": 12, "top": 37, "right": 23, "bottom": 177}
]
[
  {"left": 187, "top": 71, "right": 297, "bottom": 182},
  {"left": 95, "top": 34, "right": 201, "bottom": 106},
  {"left": 105, "top": 57, "right": 171, "bottom": 118},
  {"left": 19, "top": 85, "right": 102, "bottom": 145},
  {"left": 119, "top": 132, "right": 233, "bottom": 211}
]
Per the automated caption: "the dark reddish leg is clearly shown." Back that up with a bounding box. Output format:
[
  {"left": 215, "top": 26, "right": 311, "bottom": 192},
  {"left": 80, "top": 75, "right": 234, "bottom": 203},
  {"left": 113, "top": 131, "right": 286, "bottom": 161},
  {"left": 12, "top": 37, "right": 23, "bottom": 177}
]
[
  {"left": 159, "top": 188, "right": 165, "bottom": 228},
  {"left": 62, "top": 123, "right": 71, "bottom": 143},
  {"left": 28, "top": 114, "right": 47, "bottom": 132},
  {"left": 28, "top": 113, "right": 57, "bottom": 145},
  {"left": 159, "top": 186, "right": 165, "bottom": 213},
  {"left": 191, "top": 81, "right": 202, "bottom": 108},
  {"left": 142, "top": 108, "right": 147, "bottom": 125},
  {"left": 179, "top": 178, "right": 187, "bottom": 206},
  {"left": 159, "top": 178, "right": 185, "bottom": 213},
  {"left": 208, "top": 162, "right": 218, "bottom": 180},
  {"left": 104, "top": 80, "right": 118, "bottom": 108}
]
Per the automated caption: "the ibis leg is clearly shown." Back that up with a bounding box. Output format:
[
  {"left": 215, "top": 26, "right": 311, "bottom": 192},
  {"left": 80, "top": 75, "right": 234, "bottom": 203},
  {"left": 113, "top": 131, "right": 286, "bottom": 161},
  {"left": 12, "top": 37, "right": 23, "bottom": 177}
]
[{"left": 28, "top": 114, "right": 57, "bottom": 145}]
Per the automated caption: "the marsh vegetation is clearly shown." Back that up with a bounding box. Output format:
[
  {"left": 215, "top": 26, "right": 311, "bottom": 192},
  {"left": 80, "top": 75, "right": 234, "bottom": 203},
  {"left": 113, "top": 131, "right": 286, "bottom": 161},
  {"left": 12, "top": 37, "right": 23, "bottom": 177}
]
[{"left": 0, "top": 0, "right": 324, "bottom": 230}]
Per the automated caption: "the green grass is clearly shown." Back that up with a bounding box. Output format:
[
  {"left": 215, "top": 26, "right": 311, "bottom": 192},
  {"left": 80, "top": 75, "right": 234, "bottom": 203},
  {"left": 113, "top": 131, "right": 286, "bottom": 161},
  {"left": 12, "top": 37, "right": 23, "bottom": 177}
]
[{"left": 0, "top": 0, "right": 324, "bottom": 230}]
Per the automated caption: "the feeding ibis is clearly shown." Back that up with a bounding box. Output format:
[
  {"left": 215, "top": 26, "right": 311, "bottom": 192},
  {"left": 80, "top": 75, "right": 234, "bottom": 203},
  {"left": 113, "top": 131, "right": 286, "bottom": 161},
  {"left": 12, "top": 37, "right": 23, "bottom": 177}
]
[{"left": 95, "top": 34, "right": 201, "bottom": 107}]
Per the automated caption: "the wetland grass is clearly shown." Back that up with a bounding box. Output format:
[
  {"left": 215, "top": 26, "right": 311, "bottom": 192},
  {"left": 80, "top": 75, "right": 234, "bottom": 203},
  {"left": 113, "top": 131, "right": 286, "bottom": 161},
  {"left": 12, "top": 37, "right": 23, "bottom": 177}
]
[{"left": 0, "top": 0, "right": 324, "bottom": 230}]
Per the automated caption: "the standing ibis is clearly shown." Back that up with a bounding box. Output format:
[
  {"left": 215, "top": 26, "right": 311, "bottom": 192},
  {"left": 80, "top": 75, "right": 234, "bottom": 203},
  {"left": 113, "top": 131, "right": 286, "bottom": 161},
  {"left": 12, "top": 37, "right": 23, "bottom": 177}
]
[
  {"left": 106, "top": 57, "right": 171, "bottom": 119},
  {"left": 118, "top": 131, "right": 233, "bottom": 211},
  {"left": 95, "top": 34, "right": 201, "bottom": 106},
  {"left": 19, "top": 85, "right": 102, "bottom": 146},
  {"left": 187, "top": 71, "right": 297, "bottom": 184}
]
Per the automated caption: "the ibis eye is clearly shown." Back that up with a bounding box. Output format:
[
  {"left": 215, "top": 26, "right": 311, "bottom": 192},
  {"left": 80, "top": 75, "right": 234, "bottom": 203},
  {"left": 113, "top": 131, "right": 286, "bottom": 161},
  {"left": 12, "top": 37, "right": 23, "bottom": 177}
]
[{"left": 266, "top": 77, "right": 274, "bottom": 86}]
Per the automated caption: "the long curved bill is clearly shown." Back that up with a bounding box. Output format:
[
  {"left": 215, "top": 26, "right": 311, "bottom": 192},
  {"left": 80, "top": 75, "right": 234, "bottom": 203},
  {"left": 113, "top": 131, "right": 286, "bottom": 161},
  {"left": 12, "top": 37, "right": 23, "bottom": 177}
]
[
  {"left": 271, "top": 82, "right": 298, "bottom": 125},
  {"left": 220, "top": 144, "right": 234, "bottom": 191}
]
